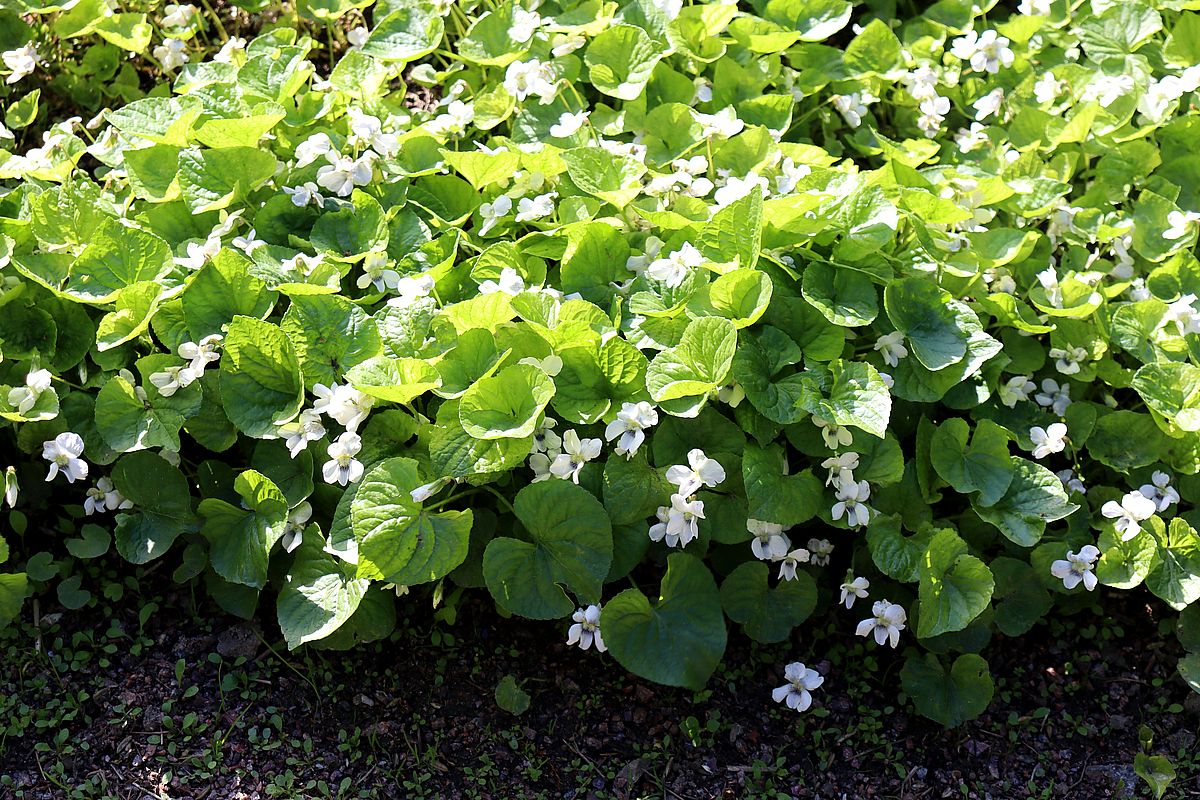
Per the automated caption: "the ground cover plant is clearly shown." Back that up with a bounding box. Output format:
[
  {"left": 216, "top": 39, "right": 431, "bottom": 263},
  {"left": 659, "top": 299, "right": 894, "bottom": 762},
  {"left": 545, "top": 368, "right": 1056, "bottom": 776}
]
[{"left": 1, "top": 0, "right": 1200, "bottom": 738}]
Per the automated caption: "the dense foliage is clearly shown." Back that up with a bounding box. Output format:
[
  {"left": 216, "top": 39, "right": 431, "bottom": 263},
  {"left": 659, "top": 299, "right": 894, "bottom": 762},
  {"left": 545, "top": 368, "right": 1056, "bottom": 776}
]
[{"left": 3, "top": 0, "right": 1200, "bottom": 727}]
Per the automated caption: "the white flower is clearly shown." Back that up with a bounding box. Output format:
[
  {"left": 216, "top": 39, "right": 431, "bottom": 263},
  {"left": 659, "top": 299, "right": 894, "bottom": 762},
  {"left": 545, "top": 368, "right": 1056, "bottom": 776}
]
[
  {"left": 322, "top": 432, "right": 364, "bottom": 486},
  {"left": 477, "top": 195, "right": 513, "bottom": 236},
  {"left": 647, "top": 243, "right": 703, "bottom": 288},
  {"left": 347, "top": 26, "right": 369, "bottom": 48},
  {"left": 1165, "top": 210, "right": 1200, "bottom": 241},
  {"left": 1139, "top": 471, "right": 1180, "bottom": 513},
  {"left": 902, "top": 65, "right": 940, "bottom": 101},
  {"left": 1101, "top": 491, "right": 1158, "bottom": 540},
  {"left": 411, "top": 477, "right": 450, "bottom": 504},
  {"left": 1051, "top": 545, "right": 1100, "bottom": 591},
  {"left": 954, "top": 122, "right": 989, "bottom": 153},
  {"left": 998, "top": 375, "right": 1036, "bottom": 408},
  {"left": 566, "top": 604, "right": 606, "bottom": 652},
  {"left": 831, "top": 480, "right": 872, "bottom": 528},
  {"left": 232, "top": 228, "right": 266, "bottom": 254},
  {"left": 821, "top": 452, "right": 859, "bottom": 488},
  {"left": 153, "top": 38, "right": 190, "bottom": 71},
  {"left": 2, "top": 44, "right": 42, "bottom": 84},
  {"left": 773, "top": 157, "right": 811, "bottom": 196},
  {"left": 387, "top": 274, "right": 436, "bottom": 310},
  {"left": 148, "top": 365, "right": 197, "bottom": 398},
  {"left": 316, "top": 152, "right": 375, "bottom": 197},
  {"left": 1049, "top": 346, "right": 1088, "bottom": 375},
  {"left": 808, "top": 538, "right": 833, "bottom": 566},
  {"left": 651, "top": 493, "right": 705, "bottom": 548},
  {"left": 855, "top": 600, "right": 907, "bottom": 648},
  {"left": 179, "top": 334, "right": 223, "bottom": 376},
  {"left": 1034, "top": 72, "right": 1062, "bottom": 104},
  {"left": 951, "top": 29, "right": 1014, "bottom": 74},
  {"left": 503, "top": 59, "right": 558, "bottom": 104},
  {"left": 1029, "top": 423, "right": 1068, "bottom": 459},
  {"left": 873, "top": 331, "right": 908, "bottom": 368},
  {"left": 1034, "top": 378, "right": 1071, "bottom": 416},
  {"left": 832, "top": 93, "right": 869, "bottom": 128},
  {"left": 357, "top": 251, "right": 400, "bottom": 293},
  {"left": 213, "top": 36, "right": 247, "bottom": 64},
  {"left": 748, "top": 519, "right": 790, "bottom": 561},
  {"left": 971, "top": 88, "right": 1004, "bottom": 122},
  {"left": 772, "top": 662, "right": 823, "bottom": 712},
  {"left": 4, "top": 470, "right": 16, "bottom": 508},
  {"left": 427, "top": 100, "right": 475, "bottom": 136},
  {"left": 549, "top": 110, "right": 589, "bottom": 138},
  {"left": 43, "top": 432, "right": 88, "bottom": 483},
  {"left": 1081, "top": 74, "right": 1134, "bottom": 106},
  {"left": 1018, "top": 0, "right": 1052, "bottom": 15},
  {"left": 666, "top": 449, "right": 726, "bottom": 497},
  {"left": 1057, "top": 469, "right": 1086, "bottom": 495},
  {"left": 284, "top": 182, "right": 324, "bottom": 208},
  {"left": 8, "top": 369, "right": 53, "bottom": 414},
  {"left": 777, "top": 548, "right": 811, "bottom": 581},
  {"left": 529, "top": 452, "right": 553, "bottom": 482},
  {"left": 348, "top": 108, "right": 399, "bottom": 158},
  {"left": 312, "top": 383, "right": 374, "bottom": 432},
  {"left": 917, "top": 95, "right": 950, "bottom": 138},
  {"left": 1164, "top": 293, "right": 1200, "bottom": 336},
  {"left": 84, "top": 476, "right": 130, "bottom": 515},
  {"left": 277, "top": 409, "right": 326, "bottom": 458},
  {"left": 713, "top": 174, "right": 768, "bottom": 209},
  {"left": 280, "top": 501, "right": 313, "bottom": 553},
  {"left": 839, "top": 576, "right": 870, "bottom": 609},
  {"left": 479, "top": 266, "right": 526, "bottom": 296},
  {"left": 693, "top": 107, "right": 744, "bottom": 138},
  {"left": 508, "top": 7, "right": 542, "bottom": 42},
  {"left": 161, "top": 4, "right": 198, "bottom": 28},
  {"left": 532, "top": 417, "right": 562, "bottom": 455},
  {"left": 550, "top": 430, "right": 602, "bottom": 483},
  {"left": 812, "top": 415, "right": 853, "bottom": 450},
  {"left": 604, "top": 401, "right": 659, "bottom": 459},
  {"left": 550, "top": 33, "right": 586, "bottom": 57},
  {"left": 515, "top": 191, "right": 557, "bottom": 223},
  {"left": 294, "top": 133, "right": 334, "bottom": 168}
]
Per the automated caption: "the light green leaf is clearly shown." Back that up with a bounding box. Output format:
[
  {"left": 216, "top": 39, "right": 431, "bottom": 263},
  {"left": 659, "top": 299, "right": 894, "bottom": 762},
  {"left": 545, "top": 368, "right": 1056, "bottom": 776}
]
[
  {"left": 646, "top": 317, "right": 737, "bottom": 402},
  {"left": 973, "top": 458, "right": 1077, "bottom": 547},
  {"left": 459, "top": 364, "right": 556, "bottom": 439},
  {"left": 917, "top": 528, "right": 993, "bottom": 639},
  {"left": 585, "top": 24, "right": 662, "bottom": 100},
  {"left": 219, "top": 316, "right": 305, "bottom": 437},
  {"left": 278, "top": 530, "right": 369, "bottom": 649}
]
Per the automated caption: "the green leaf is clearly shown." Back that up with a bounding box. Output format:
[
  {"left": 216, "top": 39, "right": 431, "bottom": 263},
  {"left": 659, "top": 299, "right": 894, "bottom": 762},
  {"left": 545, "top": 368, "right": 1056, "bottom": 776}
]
[
  {"left": 200, "top": 470, "right": 289, "bottom": 590},
  {"left": 1087, "top": 411, "right": 1166, "bottom": 471},
  {"left": 111, "top": 452, "right": 195, "bottom": 564},
  {"left": 646, "top": 317, "right": 737, "bottom": 402},
  {"left": 182, "top": 250, "right": 276, "bottom": 340},
  {"left": 67, "top": 219, "right": 172, "bottom": 303},
  {"left": 917, "top": 528, "right": 993, "bottom": 639},
  {"left": 6, "top": 87, "right": 38, "bottom": 130},
  {"left": 309, "top": 190, "right": 389, "bottom": 259},
  {"left": 585, "top": 24, "right": 662, "bottom": 100},
  {"left": 731, "top": 326, "right": 808, "bottom": 424},
  {"left": 495, "top": 674, "right": 531, "bottom": 715},
  {"left": 930, "top": 418, "right": 1013, "bottom": 507},
  {"left": 219, "top": 316, "right": 305, "bottom": 437},
  {"left": 483, "top": 481, "right": 612, "bottom": 619},
  {"left": 277, "top": 530, "right": 368, "bottom": 649},
  {"left": 553, "top": 337, "right": 648, "bottom": 424},
  {"left": 178, "top": 146, "right": 277, "bottom": 213},
  {"left": 719, "top": 561, "right": 816, "bottom": 643},
  {"left": 1132, "top": 363, "right": 1200, "bottom": 433},
  {"left": 801, "top": 262, "right": 878, "bottom": 327},
  {"left": 884, "top": 278, "right": 972, "bottom": 371},
  {"left": 346, "top": 355, "right": 442, "bottom": 404},
  {"left": 687, "top": 268, "right": 772, "bottom": 328},
  {"left": 742, "top": 443, "right": 821, "bottom": 528},
  {"left": 973, "top": 459, "right": 1078, "bottom": 547},
  {"left": 362, "top": 4, "right": 444, "bottom": 63},
  {"left": 602, "top": 453, "right": 671, "bottom": 526},
  {"left": 281, "top": 294, "right": 381, "bottom": 388},
  {"left": 803, "top": 359, "right": 892, "bottom": 439},
  {"left": 698, "top": 193, "right": 763, "bottom": 271},
  {"left": 560, "top": 146, "right": 648, "bottom": 210},
  {"left": 990, "top": 557, "right": 1052, "bottom": 637},
  {"left": 602, "top": 552, "right": 726, "bottom": 691},
  {"left": 0, "top": 573, "right": 26, "bottom": 626},
  {"left": 352, "top": 457, "right": 473, "bottom": 585},
  {"left": 1146, "top": 518, "right": 1200, "bottom": 611},
  {"left": 866, "top": 515, "right": 933, "bottom": 583},
  {"left": 842, "top": 18, "right": 902, "bottom": 76},
  {"left": 901, "top": 653, "right": 994, "bottom": 728},
  {"left": 459, "top": 364, "right": 556, "bottom": 439}
]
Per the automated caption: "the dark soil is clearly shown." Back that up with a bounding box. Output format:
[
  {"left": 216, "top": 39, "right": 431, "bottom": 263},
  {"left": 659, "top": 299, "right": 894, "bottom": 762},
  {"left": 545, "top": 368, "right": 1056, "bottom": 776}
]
[{"left": 2, "top": 578, "right": 1198, "bottom": 800}]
